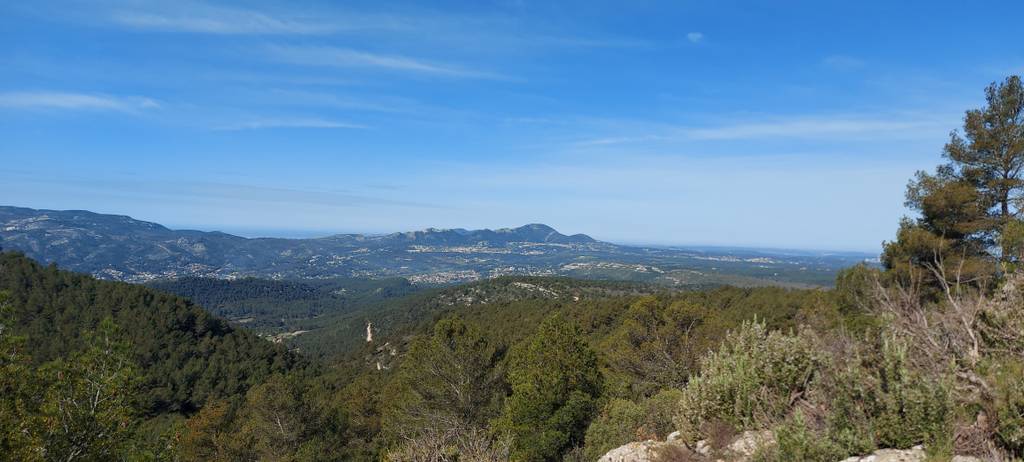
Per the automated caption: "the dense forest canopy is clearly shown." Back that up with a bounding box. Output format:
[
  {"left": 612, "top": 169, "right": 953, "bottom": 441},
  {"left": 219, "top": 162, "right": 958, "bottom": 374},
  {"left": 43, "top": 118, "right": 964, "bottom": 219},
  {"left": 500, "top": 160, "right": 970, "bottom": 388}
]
[
  {"left": 147, "top": 275, "right": 419, "bottom": 343},
  {"left": 0, "top": 253, "right": 302, "bottom": 416}
]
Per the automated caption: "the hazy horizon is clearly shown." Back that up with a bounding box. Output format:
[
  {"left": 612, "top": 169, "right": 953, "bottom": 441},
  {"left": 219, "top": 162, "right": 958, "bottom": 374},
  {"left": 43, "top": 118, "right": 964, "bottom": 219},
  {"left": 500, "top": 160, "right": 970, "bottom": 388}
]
[{"left": 168, "top": 221, "right": 883, "bottom": 254}]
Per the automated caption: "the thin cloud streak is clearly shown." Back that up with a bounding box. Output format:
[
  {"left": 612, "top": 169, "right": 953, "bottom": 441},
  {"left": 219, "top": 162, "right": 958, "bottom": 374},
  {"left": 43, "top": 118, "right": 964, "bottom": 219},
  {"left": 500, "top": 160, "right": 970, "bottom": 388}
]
[
  {"left": 266, "top": 45, "right": 509, "bottom": 80},
  {"left": 107, "top": 3, "right": 343, "bottom": 35},
  {"left": 679, "top": 117, "right": 940, "bottom": 140},
  {"left": 0, "top": 91, "right": 159, "bottom": 112},
  {"left": 214, "top": 117, "right": 368, "bottom": 131},
  {"left": 0, "top": 171, "right": 442, "bottom": 210},
  {"left": 95, "top": 1, "right": 650, "bottom": 53},
  {"left": 569, "top": 114, "right": 955, "bottom": 147}
]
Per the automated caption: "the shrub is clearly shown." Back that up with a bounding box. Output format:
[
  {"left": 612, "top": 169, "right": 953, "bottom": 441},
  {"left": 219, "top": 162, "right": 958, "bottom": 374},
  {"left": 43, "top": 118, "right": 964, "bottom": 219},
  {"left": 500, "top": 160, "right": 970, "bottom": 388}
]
[
  {"left": 815, "top": 362, "right": 876, "bottom": 457},
  {"left": 644, "top": 389, "right": 685, "bottom": 439},
  {"left": 581, "top": 389, "right": 684, "bottom": 460},
  {"left": 582, "top": 399, "right": 643, "bottom": 460},
  {"left": 753, "top": 411, "right": 843, "bottom": 462},
  {"left": 871, "top": 338, "right": 953, "bottom": 453},
  {"left": 673, "top": 321, "right": 823, "bottom": 442},
  {"left": 989, "top": 358, "right": 1024, "bottom": 457},
  {"left": 384, "top": 427, "right": 510, "bottom": 462}
]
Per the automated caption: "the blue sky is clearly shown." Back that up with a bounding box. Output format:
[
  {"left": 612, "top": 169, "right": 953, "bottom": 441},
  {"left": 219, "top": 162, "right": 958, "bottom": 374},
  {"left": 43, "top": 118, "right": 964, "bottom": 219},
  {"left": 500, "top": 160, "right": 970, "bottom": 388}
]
[{"left": 2, "top": 0, "right": 1022, "bottom": 252}]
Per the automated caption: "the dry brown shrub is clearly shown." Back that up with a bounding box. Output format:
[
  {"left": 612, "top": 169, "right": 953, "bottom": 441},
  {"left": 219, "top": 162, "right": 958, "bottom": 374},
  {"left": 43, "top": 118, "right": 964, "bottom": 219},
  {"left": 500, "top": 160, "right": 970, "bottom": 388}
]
[{"left": 700, "top": 419, "right": 737, "bottom": 452}]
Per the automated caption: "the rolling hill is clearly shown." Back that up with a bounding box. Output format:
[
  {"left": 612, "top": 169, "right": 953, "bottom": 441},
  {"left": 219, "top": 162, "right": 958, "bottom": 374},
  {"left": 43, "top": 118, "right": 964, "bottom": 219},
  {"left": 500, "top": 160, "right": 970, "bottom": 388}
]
[{"left": 0, "top": 205, "right": 875, "bottom": 287}]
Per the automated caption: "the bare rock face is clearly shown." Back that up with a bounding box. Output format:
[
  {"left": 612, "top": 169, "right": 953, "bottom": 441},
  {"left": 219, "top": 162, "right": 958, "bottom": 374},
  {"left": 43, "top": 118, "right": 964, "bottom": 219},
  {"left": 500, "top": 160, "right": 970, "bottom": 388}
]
[
  {"left": 593, "top": 440, "right": 663, "bottom": 462},
  {"left": 599, "top": 430, "right": 986, "bottom": 462},
  {"left": 838, "top": 446, "right": 984, "bottom": 462},
  {"left": 721, "top": 430, "right": 775, "bottom": 461},
  {"left": 839, "top": 446, "right": 926, "bottom": 462},
  {"left": 598, "top": 430, "right": 776, "bottom": 462}
]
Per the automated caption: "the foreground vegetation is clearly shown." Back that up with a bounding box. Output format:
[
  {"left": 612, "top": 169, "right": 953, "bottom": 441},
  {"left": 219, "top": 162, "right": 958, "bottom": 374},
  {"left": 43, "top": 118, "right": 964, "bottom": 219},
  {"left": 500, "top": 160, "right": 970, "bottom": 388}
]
[{"left": 1, "top": 75, "right": 1023, "bottom": 461}]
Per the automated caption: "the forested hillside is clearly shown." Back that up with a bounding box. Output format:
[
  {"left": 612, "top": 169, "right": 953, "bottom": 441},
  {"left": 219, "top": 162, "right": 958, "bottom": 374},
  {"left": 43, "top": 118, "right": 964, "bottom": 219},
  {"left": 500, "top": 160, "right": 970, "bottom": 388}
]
[
  {"left": 0, "top": 252, "right": 302, "bottom": 416},
  {"left": 158, "top": 272, "right": 845, "bottom": 461},
  {"left": 148, "top": 275, "right": 419, "bottom": 338},
  {"left": 0, "top": 247, "right": 846, "bottom": 460}
]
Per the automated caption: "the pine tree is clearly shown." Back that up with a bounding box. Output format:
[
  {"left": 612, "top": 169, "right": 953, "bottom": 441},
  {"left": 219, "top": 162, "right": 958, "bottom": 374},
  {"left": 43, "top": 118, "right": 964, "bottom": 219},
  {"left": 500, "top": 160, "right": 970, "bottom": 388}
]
[
  {"left": 884, "top": 75, "right": 1024, "bottom": 286},
  {"left": 496, "top": 315, "right": 602, "bottom": 462},
  {"left": 37, "top": 318, "right": 141, "bottom": 461}
]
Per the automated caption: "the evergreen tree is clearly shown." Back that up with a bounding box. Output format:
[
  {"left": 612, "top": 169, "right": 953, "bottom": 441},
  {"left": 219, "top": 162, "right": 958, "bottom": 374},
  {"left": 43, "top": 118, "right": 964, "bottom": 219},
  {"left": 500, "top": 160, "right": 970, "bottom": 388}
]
[
  {"left": 0, "top": 291, "right": 42, "bottom": 461},
  {"left": 383, "top": 317, "right": 505, "bottom": 459},
  {"left": 601, "top": 296, "right": 698, "bottom": 397},
  {"left": 946, "top": 75, "right": 1024, "bottom": 225},
  {"left": 496, "top": 315, "right": 602, "bottom": 462},
  {"left": 884, "top": 75, "right": 1024, "bottom": 286},
  {"left": 37, "top": 318, "right": 141, "bottom": 462},
  {"left": 234, "top": 375, "right": 310, "bottom": 461},
  {"left": 386, "top": 317, "right": 502, "bottom": 433}
]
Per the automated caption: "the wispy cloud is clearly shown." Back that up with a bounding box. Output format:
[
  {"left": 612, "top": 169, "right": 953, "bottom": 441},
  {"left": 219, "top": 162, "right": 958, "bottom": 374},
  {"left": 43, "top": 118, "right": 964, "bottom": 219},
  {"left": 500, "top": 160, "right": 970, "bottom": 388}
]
[
  {"left": 679, "top": 116, "right": 934, "bottom": 140},
  {"left": 687, "top": 32, "right": 704, "bottom": 43},
  {"left": 215, "top": 117, "right": 367, "bottom": 131},
  {"left": 0, "top": 91, "right": 159, "bottom": 112},
  {"left": 822, "top": 55, "right": 865, "bottom": 71},
  {"left": 572, "top": 135, "right": 667, "bottom": 147},
  {"left": 266, "top": 45, "right": 507, "bottom": 80},
  {"left": 107, "top": 3, "right": 339, "bottom": 35},
  {"left": 567, "top": 113, "right": 955, "bottom": 147},
  {"left": 0, "top": 170, "right": 441, "bottom": 210}
]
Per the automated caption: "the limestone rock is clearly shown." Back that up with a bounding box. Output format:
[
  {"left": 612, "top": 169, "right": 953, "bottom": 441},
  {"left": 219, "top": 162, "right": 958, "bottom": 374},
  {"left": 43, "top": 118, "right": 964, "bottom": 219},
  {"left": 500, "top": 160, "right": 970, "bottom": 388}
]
[
  {"left": 694, "top": 439, "right": 711, "bottom": 457},
  {"left": 838, "top": 446, "right": 983, "bottom": 462},
  {"left": 723, "top": 430, "right": 775, "bottom": 461},
  {"left": 597, "top": 440, "right": 672, "bottom": 462}
]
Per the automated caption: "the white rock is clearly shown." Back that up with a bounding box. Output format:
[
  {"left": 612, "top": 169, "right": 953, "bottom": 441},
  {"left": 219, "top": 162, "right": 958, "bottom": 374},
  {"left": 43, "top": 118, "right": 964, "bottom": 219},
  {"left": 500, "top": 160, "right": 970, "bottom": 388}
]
[
  {"left": 838, "top": 446, "right": 930, "bottom": 462},
  {"left": 871, "top": 448, "right": 925, "bottom": 462},
  {"left": 694, "top": 439, "right": 711, "bottom": 457},
  {"left": 597, "top": 440, "right": 661, "bottom": 462},
  {"left": 725, "top": 430, "right": 775, "bottom": 460}
]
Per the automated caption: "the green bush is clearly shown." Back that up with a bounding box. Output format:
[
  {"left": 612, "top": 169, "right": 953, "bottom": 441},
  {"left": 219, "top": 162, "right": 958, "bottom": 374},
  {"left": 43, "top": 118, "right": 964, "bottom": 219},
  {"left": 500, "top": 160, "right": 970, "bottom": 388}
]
[
  {"left": 582, "top": 399, "right": 644, "bottom": 460},
  {"left": 816, "top": 362, "right": 876, "bottom": 457},
  {"left": 989, "top": 358, "right": 1024, "bottom": 457},
  {"left": 673, "top": 321, "right": 823, "bottom": 442},
  {"left": 871, "top": 338, "right": 953, "bottom": 453},
  {"left": 582, "top": 389, "right": 684, "bottom": 460},
  {"left": 753, "top": 411, "right": 843, "bottom": 462}
]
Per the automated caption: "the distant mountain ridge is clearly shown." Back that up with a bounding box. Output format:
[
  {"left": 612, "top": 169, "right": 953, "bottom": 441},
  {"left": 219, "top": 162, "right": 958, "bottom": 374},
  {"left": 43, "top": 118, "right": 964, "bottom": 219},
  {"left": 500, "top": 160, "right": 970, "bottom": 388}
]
[
  {"left": 0, "top": 205, "right": 870, "bottom": 287},
  {"left": 0, "top": 206, "right": 604, "bottom": 281},
  {"left": 341, "top": 223, "right": 596, "bottom": 246}
]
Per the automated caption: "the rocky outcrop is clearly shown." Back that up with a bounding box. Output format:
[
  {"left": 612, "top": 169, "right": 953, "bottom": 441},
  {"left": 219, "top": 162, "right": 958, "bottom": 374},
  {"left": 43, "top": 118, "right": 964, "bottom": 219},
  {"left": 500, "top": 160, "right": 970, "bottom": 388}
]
[
  {"left": 722, "top": 430, "right": 775, "bottom": 461},
  {"left": 839, "top": 447, "right": 927, "bottom": 462},
  {"left": 600, "top": 435, "right": 985, "bottom": 462},
  {"left": 598, "top": 430, "right": 775, "bottom": 462},
  {"left": 839, "top": 446, "right": 983, "bottom": 462},
  {"left": 597, "top": 440, "right": 693, "bottom": 462}
]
